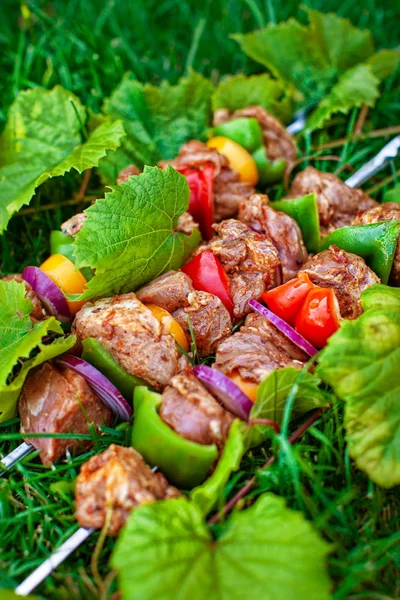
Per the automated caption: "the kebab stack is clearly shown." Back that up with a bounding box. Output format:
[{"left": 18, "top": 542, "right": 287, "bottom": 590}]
[{"left": 3, "top": 105, "right": 399, "bottom": 595}]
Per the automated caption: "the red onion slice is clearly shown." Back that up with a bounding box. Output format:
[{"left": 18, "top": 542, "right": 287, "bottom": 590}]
[
  {"left": 249, "top": 299, "right": 318, "bottom": 357},
  {"left": 22, "top": 266, "right": 71, "bottom": 323},
  {"left": 193, "top": 364, "right": 253, "bottom": 421},
  {"left": 56, "top": 355, "right": 132, "bottom": 421}
]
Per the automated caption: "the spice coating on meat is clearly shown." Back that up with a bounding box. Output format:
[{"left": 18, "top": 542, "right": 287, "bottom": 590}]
[
  {"left": 199, "top": 219, "right": 281, "bottom": 318},
  {"left": 159, "top": 373, "right": 234, "bottom": 449},
  {"left": 176, "top": 211, "right": 199, "bottom": 236},
  {"left": 75, "top": 444, "right": 180, "bottom": 535},
  {"left": 160, "top": 140, "right": 228, "bottom": 176},
  {"left": 73, "top": 293, "right": 182, "bottom": 390},
  {"left": 214, "top": 313, "right": 308, "bottom": 384},
  {"left": 299, "top": 245, "right": 380, "bottom": 319},
  {"left": 238, "top": 194, "right": 307, "bottom": 281},
  {"left": 213, "top": 168, "right": 255, "bottom": 221},
  {"left": 172, "top": 291, "right": 232, "bottom": 356},
  {"left": 213, "top": 106, "right": 297, "bottom": 164},
  {"left": 18, "top": 362, "right": 113, "bottom": 465},
  {"left": 137, "top": 272, "right": 232, "bottom": 356},
  {"left": 161, "top": 140, "right": 255, "bottom": 221},
  {"left": 289, "top": 167, "right": 378, "bottom": 235},
  {"left": 116, "top": 164, "right": 141, "bottom": 185},
  {"left": 137, "top": 270, "right": 193, "bottom": 313},
  {"left": 353, "top": 202, "right": 400, "bottom": 286},
  {"left": 2, "top": 274, "right": 46, "bottom": 323},
  {"left": 61, "top": 212, "right": 88, "bottom": 237}
]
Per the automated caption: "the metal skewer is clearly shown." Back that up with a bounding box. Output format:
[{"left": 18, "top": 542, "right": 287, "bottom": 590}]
[
  {"left": 0, "top": 442, "right": 33, "bottom": 476},
  {"left": 15, "top": 527, "right": 94, "bottom": 596},
  {"left": 286, "top": 107, "right": 310, "bottom": 135},
  {"left": 345, "top": 135, "right": 400, "bottom": 188},
  {"left": 10, "top": 134, "right": 400, "bottom": 596}
]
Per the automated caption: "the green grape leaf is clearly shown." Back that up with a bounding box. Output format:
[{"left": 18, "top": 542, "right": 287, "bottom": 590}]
[
  {"left": 74, "top": 166, "right": 201, "bottom": 300},
  {"left": 212, "top": 73, "right": 293, "bottom": 123},
  {"left": 245, "top": 367, "right": 328, "bottom": 449},
  {"left": 112, "top": 494, "right": 331, "bottom": 600},
  {"left": 102, "top": 70, "right": 213, "bottom": 177},
  {"left": 317, "top": 285, "right": 400, "bottom": 487},
  {"left": 0, "top": 85, "right": 125, "bottom": 233},
  {"left": 0, "top": 279, "right": 76, "bottom": 422}
]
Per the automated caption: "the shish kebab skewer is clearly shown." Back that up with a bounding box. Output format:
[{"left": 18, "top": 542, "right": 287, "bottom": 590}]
[
  {"left": 2, "top": 131, "right": 400, "bottom": 477},
  {"left": 13, "top": 257, "right": 384, "bottom": 593}
]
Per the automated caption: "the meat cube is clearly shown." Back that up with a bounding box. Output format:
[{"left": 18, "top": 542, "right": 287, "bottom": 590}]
[
  {"left": 137, "top": 270, "right": 193, "bottom": 314},
  {"left": 18, "top": 362, "right": 113, "bottom": 465},
  {"left": 289, "top": 167, "right": 378, "bottom": 235},
  {"left": 172, "top": 291, "right": 232, "bottom": 356},
  {"left": 199, "top": 219, "right": 281, "bottom": 318},
  {"left": 160, "top": 140, "right": 228, "bottom": 176},
  {"left": 61, "top": 213, "right": 87, "bottom": 237},
  {"left": 116, "top": 164, "right": 141, "bottom": 185},
  {"left": 73, "top": 293, "right": 183, "bottom": 390},
  {"left": 75, "top": 444, "right": 180, "bottom": 535},
  {"left": 213, "top": 168, "right": 255, "bottom": 222},
  {"left": 214, "top": 105, "right": 297, "bottom": 164},
  {"left": 299, "top": 245, "right": 380, "bottom": 319},
  {"left": 2, "top": 275, "right": 46, "bottom": 323},
  {"left": 176, "top": 211, "right": 199, "bottom": 236},
  {"left": 137, "top": 272, "right": 232, "bottom": 356},
  {"left": 353, "top": 202, "right": 400, "bottom": 286},
  {"left": 159, "top": 373, "right": 234, "bottom": 449},
  {"left": 214, "top": 313, "right": 308, "bottom": 384},
  {"left": 238, "top": 194, "right": 308, "bottom": 281},
  {"left": 161, "top": 140, "right": 255, "bottom": 221}
]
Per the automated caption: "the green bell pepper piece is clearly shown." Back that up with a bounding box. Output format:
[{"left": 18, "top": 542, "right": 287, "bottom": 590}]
[
  {"left": 132, "top": 386, "right": 218, "bottom": 489},
  {"left": 271, "top": 193, "right": 320, "bottom": 254},
  {"left": 252, "top": 146, "right": 287, "bottom": 186},
  {"left": 50, "top": 230, "right": 75, "bottom": 262},
  {"left": 211, "top": 118, "right": 263, "bottom": 153},
  {"left": 82, "top": 338, "right": 146, "bottom": 402},
  {"left": 319, "top": 221, "right": 400, "bottom": 284}
]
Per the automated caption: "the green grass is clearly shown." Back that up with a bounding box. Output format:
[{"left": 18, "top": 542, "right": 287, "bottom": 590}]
[{"left": 1, "top": 1, "right": 400, "bottom": 598}]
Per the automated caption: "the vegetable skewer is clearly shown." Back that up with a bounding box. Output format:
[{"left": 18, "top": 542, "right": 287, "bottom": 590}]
[{"left": 3, "top": 133, "right": 400, "bottom": 475}]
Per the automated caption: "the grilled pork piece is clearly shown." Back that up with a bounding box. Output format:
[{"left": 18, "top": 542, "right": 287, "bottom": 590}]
[
  {"left": 116, "top": 164, "right": 141, "bottom": 185},
  {"left": 137, "top": 271, "right": 232, "bottom": 356},
  {"left": 172, "top": 291, "right": 232, "bottom": 356},
  {"left": 2, "top": 275, "right": 46, "bottom": 323},
  {"left": 299, "top": 245, "right": 380, "bottom": 319},
  {"left": 61, "top": 212, "right": 88, "bottom": 237},
  {"left": 75, "top": 444, "right": 180, "bottom": 535},
  {"left": 213, "top": 105, "right": 297, "bottom": 165},
  {"left": 18, "top": 362, "right": 113, "bottom": 465},
  {"left": 73, "top": 293, "right": 183, "bottom": 390},
  {"left": 288, "top": 167, "right": 378, "bottom": 235},
  {"left": 197, "top": 219, "right": 281, "bottom": 318},
  {"left": 214, "top": 313, "right": 308, "bottom": 384},
  {"left": 238, "top": 194, "right": 307, "bottom": 281},
  {"left": 159, "top": 372, "right": 234, "bottom": 449},
  {"left": 137, "top": 270, "right": 193, "bottom": 313},
  {"left": 353, "top": 202, "right": 400, "bottom": 286},
  {"left": 161, "top": 140, "right": 255, "bottom": 221}
]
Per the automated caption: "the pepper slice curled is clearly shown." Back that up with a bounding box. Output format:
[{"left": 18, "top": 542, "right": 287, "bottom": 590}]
[
  {"left": 319, "top": 221, "right": 400, "bottom": 284},
  {"left": 131, "top": 386, "right": 218, "bottom": 488},
  {"left": 271, "top": 193, "right": 320, "bottom": 254}
]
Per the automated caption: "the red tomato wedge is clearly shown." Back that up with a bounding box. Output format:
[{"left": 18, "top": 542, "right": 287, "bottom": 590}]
[
  {"left": 295, "top": 287, "right": 341, "bottom": 349},
  {"left": 181, "top": 250, "right": 234, "bottom": 316},
  {"left": 262, "top": 272, "right": 315, "bottom": 326}
]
